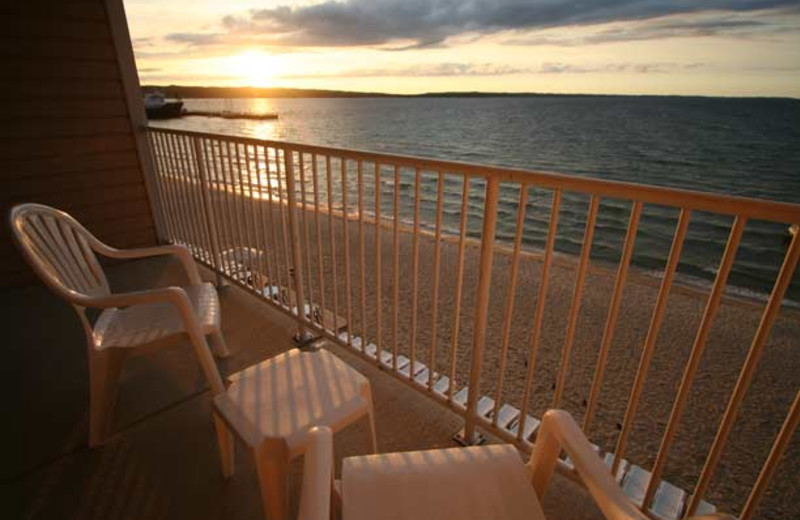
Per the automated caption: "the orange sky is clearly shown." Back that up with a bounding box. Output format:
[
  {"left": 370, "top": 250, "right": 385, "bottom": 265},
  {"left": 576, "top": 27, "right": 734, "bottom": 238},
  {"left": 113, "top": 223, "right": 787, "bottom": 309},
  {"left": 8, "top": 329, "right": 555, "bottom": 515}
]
[{"left": 125, "top": 0, "right": 800, "bottom": 97}]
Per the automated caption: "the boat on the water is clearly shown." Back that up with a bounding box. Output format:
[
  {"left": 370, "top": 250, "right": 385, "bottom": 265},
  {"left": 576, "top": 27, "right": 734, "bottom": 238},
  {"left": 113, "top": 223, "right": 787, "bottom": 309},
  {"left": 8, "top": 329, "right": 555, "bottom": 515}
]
[{"left": 144, "top": 92, "right": 183, "bottom": 119}]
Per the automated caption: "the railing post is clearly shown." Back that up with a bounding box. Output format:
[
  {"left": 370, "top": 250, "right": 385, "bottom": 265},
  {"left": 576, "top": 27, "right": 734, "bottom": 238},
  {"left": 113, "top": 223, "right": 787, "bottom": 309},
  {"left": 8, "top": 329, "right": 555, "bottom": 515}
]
[
  {"left": 283, "top": 148, "right": 309, "bottom": 341},
  {"left": 461, "top": 176, "right": 500, "bottom": 444},
  {"left": 192, "top": 136, "right": 224, "bottom": 287}
]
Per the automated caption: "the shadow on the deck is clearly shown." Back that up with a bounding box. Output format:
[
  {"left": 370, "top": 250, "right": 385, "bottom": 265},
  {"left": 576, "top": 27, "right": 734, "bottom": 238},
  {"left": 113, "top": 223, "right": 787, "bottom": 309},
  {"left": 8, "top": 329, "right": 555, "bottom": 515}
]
[{"left": 6, "top": 256, "right": 601, "bottom": 520}]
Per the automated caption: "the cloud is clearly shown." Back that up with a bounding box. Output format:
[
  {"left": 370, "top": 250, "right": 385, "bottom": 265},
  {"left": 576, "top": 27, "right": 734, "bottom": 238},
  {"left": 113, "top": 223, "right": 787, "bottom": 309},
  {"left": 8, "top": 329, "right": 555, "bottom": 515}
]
[
  {"left": 506, "top": 10, "right": 800, "bottom": 45},
  {"left": 211, "top": 0, "right": 799, "bottom": 49},
  {"left": 165, "top": 33, "right": 224, "bottom": 46},
  {"left": 280, "top": 61, "right": 707, "bottom": 78}
]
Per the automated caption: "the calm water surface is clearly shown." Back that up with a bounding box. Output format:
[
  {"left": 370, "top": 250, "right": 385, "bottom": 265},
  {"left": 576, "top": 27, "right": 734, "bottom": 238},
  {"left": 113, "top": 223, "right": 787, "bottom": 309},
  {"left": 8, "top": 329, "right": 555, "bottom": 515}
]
[{"left": 152, "top": 97, "right": 800, "bottom": 302}]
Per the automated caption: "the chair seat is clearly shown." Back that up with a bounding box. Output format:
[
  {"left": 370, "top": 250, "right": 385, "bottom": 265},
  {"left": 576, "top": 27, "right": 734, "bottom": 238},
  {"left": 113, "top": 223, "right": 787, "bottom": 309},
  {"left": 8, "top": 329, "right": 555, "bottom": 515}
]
[
  {"left": 213, "top": 348, "right": 371, "bottom": 456},
  {"left": 93, "top": 283, "right": 220, "bottom": 349},
  {"left": 342, "top": 444, "right": 546, "bottom": 520}
]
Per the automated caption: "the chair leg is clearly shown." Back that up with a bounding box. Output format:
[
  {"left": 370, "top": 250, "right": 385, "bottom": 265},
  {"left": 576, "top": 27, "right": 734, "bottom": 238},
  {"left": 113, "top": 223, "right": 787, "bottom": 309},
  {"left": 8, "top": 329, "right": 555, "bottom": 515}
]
[
  {"left": 213, "top": 413, "right": 235, "bottom": 478},
  {"left": 88, "top": 348, "right": 129, "bottom": 447},
  {"left": 209, "top": 330, "right": 231, "bottom": 359},
  {"left": 254, "top": 442, "right": 290, "bottom": 520},
  {"left": 365, "top": 386, "right": 378, "bottom": 454}
]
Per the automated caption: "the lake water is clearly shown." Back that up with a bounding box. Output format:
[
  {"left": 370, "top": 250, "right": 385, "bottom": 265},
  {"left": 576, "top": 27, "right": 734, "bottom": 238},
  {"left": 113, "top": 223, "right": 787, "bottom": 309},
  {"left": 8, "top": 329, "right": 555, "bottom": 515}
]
[{"left": 151, "top": 96, "right": 800, "bottom": 302}]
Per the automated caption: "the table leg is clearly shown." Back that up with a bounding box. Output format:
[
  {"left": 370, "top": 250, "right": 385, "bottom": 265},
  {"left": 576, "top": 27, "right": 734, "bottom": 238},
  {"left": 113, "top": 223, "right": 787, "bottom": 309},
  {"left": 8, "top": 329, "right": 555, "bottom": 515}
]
[{"left": 254, "top": 441, "right": 289, "bottom": 520}]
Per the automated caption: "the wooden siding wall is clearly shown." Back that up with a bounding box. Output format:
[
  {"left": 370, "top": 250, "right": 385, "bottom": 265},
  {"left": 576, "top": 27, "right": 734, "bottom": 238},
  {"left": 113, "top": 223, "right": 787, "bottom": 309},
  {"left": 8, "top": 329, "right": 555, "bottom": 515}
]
[{"left": 0, "top": 1, "right": 158, "bottom": 288}]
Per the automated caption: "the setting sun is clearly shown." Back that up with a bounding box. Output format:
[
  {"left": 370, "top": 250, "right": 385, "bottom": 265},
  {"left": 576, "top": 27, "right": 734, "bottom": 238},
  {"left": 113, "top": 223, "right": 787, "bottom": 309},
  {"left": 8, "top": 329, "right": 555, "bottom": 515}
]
[{"left": 226, "top": 51, "right": 277, "bottom": 87}]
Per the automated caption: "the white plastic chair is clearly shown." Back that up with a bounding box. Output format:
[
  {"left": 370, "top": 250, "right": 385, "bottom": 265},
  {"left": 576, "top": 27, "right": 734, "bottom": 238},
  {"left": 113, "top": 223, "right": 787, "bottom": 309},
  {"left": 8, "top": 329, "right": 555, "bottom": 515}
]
[
  {"left": 298, "top": 426, "right": 334, "bottom": 520},
  {"left": 326, "top": 410, "right": 733, "bottom": 520},
  {"left": 9, "top": 203, "right": 229, "bottom": 446}
]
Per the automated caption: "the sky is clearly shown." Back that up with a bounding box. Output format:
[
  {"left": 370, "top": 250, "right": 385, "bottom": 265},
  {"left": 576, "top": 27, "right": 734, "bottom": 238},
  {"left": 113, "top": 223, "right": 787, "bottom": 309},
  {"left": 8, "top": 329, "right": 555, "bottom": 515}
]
[{"left": 125, "top": 0, "right": 800, "bottom": 97}]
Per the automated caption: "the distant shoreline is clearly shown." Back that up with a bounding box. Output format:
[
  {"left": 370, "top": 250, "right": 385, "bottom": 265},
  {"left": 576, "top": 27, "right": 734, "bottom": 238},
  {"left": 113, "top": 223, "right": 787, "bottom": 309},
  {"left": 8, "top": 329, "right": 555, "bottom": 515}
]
[{"left": 142, "top": 85, "right": 799, "bottom": 101}]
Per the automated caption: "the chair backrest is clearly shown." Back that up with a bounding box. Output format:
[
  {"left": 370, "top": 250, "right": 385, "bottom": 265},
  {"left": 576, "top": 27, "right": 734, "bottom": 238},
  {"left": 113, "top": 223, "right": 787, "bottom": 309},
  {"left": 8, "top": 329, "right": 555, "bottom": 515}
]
[{"left": 9, "top": 203, "right": 110, "bottom": 302}]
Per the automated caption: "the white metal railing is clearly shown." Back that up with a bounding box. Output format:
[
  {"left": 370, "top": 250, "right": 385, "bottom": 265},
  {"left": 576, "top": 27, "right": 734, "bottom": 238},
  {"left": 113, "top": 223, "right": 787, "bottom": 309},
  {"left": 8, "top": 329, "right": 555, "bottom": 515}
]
[{"left": 144, "top": 126, "right": 800, "bottom": 520}]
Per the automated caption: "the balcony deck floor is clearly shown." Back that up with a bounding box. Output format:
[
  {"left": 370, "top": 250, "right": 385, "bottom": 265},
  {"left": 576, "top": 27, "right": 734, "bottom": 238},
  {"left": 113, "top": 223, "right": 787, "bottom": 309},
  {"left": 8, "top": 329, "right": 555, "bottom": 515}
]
[{"left": 6, "top": 256, "right": 602, "bottom": 520}]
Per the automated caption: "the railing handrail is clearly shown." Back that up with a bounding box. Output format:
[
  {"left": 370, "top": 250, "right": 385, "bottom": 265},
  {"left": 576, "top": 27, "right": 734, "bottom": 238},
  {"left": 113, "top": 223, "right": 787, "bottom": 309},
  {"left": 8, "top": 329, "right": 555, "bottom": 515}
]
[{"left": 145, "top": 125, "right": 800, "bottom": 223}]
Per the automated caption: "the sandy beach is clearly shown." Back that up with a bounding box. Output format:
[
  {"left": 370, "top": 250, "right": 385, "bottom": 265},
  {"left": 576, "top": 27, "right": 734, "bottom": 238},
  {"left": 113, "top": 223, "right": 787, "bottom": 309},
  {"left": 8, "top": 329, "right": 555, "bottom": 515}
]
[{"left": 166, "top": 182, "right": 800, "bottom": 519}]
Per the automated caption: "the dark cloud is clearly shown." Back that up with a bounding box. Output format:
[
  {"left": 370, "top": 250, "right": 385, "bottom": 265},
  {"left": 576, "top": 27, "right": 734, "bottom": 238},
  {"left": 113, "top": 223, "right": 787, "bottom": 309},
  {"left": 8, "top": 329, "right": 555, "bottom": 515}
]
[
  {"left": 282, "top": 61, "right": 707, "bottom": 78},
  {"left": 506, "top": 13, "right": 799, "bottom": 45},
  {"left": 214, "top": 0, "right": 798, "bottom": 48},
  {"left": 336, "top": 63, "right": 532, "bottom": 77},
  {"left": 165, "top": 33, "right": 224, "bottom": 46}
]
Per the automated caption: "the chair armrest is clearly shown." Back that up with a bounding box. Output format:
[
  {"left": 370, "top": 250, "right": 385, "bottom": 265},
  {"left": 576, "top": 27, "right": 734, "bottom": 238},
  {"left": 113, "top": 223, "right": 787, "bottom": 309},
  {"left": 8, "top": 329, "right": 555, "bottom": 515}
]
[
  {"left": 82, "top": 286, "right": 191, "bottom": 310},
  {"left": 528, "top": 410, "right": 649, "bottom": 520},
  {"left": 298, "top": 426, "right": 334, "bottom": 520},
  {"left": 92, "top": 243, "right": 202, "bottom": 285}
]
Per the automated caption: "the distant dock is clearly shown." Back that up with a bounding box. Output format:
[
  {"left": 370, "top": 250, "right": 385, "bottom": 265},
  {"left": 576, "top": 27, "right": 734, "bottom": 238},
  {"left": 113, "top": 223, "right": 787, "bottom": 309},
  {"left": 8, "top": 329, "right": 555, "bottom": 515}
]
[{"left": 182, "top": 110, "right": 278, "bottom": 121}]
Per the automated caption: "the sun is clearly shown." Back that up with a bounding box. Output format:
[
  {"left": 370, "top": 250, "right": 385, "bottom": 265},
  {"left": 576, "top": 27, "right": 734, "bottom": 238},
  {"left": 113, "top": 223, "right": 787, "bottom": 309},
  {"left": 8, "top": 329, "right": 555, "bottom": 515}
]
[{"left": 227, "top": 51, "right": 276, "bottom": 87}]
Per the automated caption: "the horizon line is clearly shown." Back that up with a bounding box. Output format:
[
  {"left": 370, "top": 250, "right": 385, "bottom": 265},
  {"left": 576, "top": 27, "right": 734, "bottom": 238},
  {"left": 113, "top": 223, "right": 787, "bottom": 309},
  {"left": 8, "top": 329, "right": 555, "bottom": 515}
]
[{"left": 141, "top": 84, "right": 800, "bottom": 101}]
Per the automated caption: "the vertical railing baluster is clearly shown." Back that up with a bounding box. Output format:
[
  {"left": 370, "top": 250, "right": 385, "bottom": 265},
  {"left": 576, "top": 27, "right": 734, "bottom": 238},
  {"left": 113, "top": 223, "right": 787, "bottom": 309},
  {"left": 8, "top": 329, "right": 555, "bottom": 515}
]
[
  {"left": 643, "top": 217, "right": 746, "bottom": 508},
  {"left": 275, "top": 148, "right": 293, "bottom": 294},
  {"left": 409, "top": 167, "right": 422, "bottom": 380},
  {"left": 243, "top": 143, "right": 268, "bottom": 294},
  {"left": 613, "top": 208, "right": 690, "bottom": 474},
  {"left": 448, "top": 177, "right": 471, "bottom": 401},
  {"left": 392, "top": 165, "right": 400, "bottom": 370},
  {"left": 518, "top": 189, "right": 562, "bottom": 441},
  {"left": 231, "top": 142, "right": 250, "bottom": 276},
  {"left": 583, "top": 201, "right": 643, "bottom": 434},
  {"left": 342, "top": 158, "right": 353, "bottom": 346},
  {"left": 225, "top": 140, "right": 247, "bottom": 283},
  {"left": 684, "top": 229, "right": 800, "bottom": 517},
  {"left": 312, "top": 155, "right": 327, "bottom": 327},
  {"left": 208, "top": 140, "right": 233, "bottom": 276},
  {"left": 283, "top": 148, "right": 308, "bottom": 337},
  {"left": 358, "top": 160, "right": 367, "bottom": 351},
  {"left": 227, "top": 141, "right": 249, "bottom": 278},
  {"left": 201, "top": 139, "right": 225, "bottom": 273},
  {"left": 252, "top": 145, "right": 275, "bottom": 299},
  {"left": 193, "top": 137, "right": 223, "bottom": 286},
  {"left": 234, "top": 142, "right": 258, "bottom": 290},
  {"left": 211, "top": 139, "right": 238, "bottom": 279},
  {"left": 374, "top": 162, "right": 383, "bottom": 364},
  {"left": 492, "top": 184, "right": 529, "bottom": 424},
  {"left": 326, "top": 155, "right": 340, "bottom": 336},
  {"left": 553, "top": 195, "right": 600, "bottom": 408},
  {"left": 463, "top": 177, "right": 500, "bottom": 443},
  {"left": 299, "top": 153, "right": 315, "bottom": 318},
  {"left": 427, "top": 172, "right": 445, "bottom": 390},
  {"left": 263, "top": 145, "right": 284, "bottom": 301}
]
